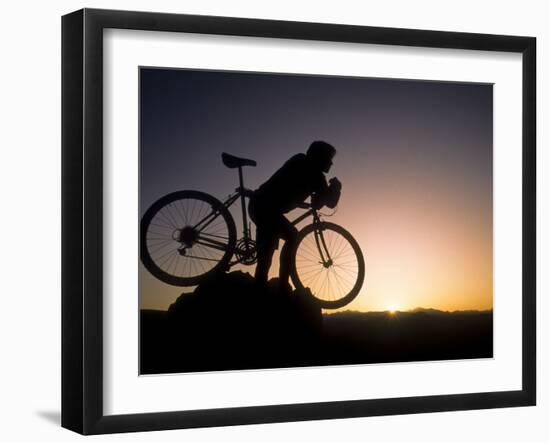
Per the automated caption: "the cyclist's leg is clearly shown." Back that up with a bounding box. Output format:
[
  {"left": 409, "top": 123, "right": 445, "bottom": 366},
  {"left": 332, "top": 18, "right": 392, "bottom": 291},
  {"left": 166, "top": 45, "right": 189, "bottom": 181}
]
[
  {"left": 278, "top": 218, "right": 298, "bottom": 285},
  {"left": 254, "top": 227, "right": 277, "bottom": 284},
  {"left": 249, "top": 197, "right": 275, "bottom": 283}
]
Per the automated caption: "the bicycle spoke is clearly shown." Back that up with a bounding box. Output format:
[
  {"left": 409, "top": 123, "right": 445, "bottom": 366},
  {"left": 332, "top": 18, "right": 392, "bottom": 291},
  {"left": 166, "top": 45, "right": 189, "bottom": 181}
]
[
  {"left": 161, "top": 206, "right": 178, "bottom": 228},
  {"left": 331, "top": 268, "right": 347, "bottom": 299},
  {"left": 168, "top": 203, "right": 183, "bottom": 227},
  {"left": 308, "top": 268, "right": 325, "bottom": 293},
  {"left": 155, "top": 211, "right": 175, "bottom": 229},
  {"left": 332, "top": 267, "right": 357, "bottom": 287},
  {"left": 148, "top": 241, "right": 174, "bottom": 255},
  {"left": 174, "top": 200, "right": 187, "bottom": 225},
  {"left": 180, "top": 199, "right": 189, "bottom": 225},
  {"left": 149, "top": 221, "right": 173, "bottom": 230}
]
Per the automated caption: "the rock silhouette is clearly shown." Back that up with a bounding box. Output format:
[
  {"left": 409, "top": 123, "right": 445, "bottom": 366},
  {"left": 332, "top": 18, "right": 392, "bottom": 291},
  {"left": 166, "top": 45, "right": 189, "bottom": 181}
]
[
  {"left": 140, "top": 271, "right": 324, "bottom": 374},
  {"left": 140, "top": 271, "right": 493, "bottom": 374}
]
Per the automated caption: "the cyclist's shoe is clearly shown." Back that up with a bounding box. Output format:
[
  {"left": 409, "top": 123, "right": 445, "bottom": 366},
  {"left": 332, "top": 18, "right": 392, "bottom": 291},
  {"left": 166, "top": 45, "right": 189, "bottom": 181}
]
[{"left": 267, "top": 278, "right": 293, "bottom": 295}]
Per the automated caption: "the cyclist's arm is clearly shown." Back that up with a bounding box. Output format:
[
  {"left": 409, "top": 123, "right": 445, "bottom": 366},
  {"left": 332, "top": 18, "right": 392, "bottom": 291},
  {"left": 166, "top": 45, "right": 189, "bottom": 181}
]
[{"left": 311, "top": 177, "right": 341, "bottom": 209}]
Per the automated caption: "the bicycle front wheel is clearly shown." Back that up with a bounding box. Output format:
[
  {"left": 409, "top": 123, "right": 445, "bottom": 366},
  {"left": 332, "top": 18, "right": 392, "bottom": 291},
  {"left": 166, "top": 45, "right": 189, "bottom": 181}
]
[
  {"left": 289, "top": 222, "right": 365, "bottom": 309},
  {"left": 140, "top": 190, "right": 237, "bottom": 286}
]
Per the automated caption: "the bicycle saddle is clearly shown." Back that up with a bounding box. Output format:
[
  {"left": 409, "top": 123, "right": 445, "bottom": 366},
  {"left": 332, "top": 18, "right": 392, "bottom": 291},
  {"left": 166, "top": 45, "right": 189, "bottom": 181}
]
[{"left": 221, "top": 152, "right": 257, "bottom": 168}]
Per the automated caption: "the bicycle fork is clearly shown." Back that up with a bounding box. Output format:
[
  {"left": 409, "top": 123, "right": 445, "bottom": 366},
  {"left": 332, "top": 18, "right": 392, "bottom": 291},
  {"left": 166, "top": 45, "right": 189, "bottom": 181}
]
[{"left": 313, "top": 223, "right": 333, "bottom": 268}]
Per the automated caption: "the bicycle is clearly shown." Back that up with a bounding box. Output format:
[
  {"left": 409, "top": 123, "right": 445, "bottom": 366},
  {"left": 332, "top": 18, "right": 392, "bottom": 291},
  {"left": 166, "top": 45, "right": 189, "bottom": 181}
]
[{"left": 140, "top": 153, "right": 365, "bottom": 309}]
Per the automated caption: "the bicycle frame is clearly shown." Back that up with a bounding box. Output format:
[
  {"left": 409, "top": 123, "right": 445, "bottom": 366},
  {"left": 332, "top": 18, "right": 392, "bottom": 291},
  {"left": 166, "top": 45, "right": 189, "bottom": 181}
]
[
  {"left": 193, "top": 163, "right": 254, "bottom": 241},
  {"left": 221, "top": 192, "right": 321, "bottom": 234},
  {"left": 191, "top": 167, "right": 332, "bottom": 267}
]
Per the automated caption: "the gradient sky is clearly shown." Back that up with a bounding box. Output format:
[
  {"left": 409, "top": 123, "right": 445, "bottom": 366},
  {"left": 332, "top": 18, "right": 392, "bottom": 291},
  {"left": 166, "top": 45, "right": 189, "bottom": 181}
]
[{"left": 139, "top": 67, "right": 493, "bottom": 313}]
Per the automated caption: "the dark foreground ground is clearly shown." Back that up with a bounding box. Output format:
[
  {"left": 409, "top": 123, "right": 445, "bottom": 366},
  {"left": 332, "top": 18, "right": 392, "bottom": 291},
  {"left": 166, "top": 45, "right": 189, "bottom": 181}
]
[{"left": 140, "top": 272, "right": 492, "bottom": 374}]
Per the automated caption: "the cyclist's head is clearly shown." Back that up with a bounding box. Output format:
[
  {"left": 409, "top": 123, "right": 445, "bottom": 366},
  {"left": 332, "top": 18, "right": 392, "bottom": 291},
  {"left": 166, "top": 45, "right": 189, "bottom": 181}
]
[{"left": 307, "top": 140, "right": 336, "bottom": 173}]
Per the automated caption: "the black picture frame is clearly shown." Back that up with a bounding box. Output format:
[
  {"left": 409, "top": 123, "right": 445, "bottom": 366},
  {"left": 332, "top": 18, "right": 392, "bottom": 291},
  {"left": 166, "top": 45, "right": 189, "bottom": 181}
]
[{"left": 62, "top": 8, "right": 536, "bottom": 435}]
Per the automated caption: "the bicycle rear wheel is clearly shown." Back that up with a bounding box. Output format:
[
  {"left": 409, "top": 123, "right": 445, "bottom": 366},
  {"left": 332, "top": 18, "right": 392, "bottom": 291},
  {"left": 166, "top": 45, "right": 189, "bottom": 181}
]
[
  {"left": 289, "top": 222, "right": 365, "bottom": 309},
  {"left": 140, "top": 190, "right": 237, "bottom": 286}
]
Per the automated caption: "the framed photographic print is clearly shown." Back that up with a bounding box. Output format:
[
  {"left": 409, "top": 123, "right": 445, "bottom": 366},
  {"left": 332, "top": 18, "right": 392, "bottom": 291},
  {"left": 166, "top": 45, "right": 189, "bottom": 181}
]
[{"left": 61, "top": 8, "right": 536, "bottom": 435}]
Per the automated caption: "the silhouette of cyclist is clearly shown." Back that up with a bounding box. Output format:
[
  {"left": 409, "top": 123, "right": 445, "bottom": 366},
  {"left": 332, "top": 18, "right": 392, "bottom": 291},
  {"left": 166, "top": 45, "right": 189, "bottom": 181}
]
[{"left": 248, "top": 141, "right": 342, "bottom": 287}]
